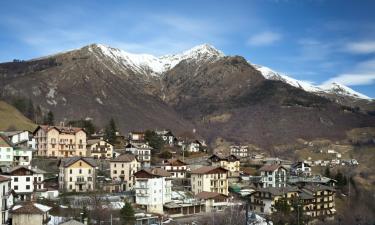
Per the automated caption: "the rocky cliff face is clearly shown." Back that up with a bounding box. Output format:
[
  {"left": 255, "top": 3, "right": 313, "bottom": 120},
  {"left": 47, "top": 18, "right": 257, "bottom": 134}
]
[{"left": 0, "top": 43, "right": 374, "bottom": 147}]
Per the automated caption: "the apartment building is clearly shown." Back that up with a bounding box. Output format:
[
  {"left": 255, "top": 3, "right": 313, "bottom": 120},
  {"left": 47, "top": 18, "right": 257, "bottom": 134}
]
[
  {"left": 134, "top": 168, "right": 172, "bottom": 214},
  {"left": 58, "top": 157, "right": 97, "bottom": 192},
  {"left": 125, "top": 142, "right": 151, "bottom": 168},
  {"left": 161, "top": 159, "right": 188, "bottom": 179},
  {"left": 34, "top": 125, "right": 87, "bottom": 157},
  {"left": 190, "top": 166, "right": 228, "bottom": 195},
  {"left": 2, "top": 166, "right": 46, "bottom": 201},
  {"left": 87, "top": 139, "right": 113, "bottom": 159},
  {"left": 109, "top": 154, "right": 140, "bottom": 191},
  {"left": 208, "top": 154, "right": 240, "bottom": 175},
  {"left": 259, "top": 164, "right": 288, "bottom": 188},
  {"left": 300, "top": 185, "right": 336, "bottom": 217},
  {"left": 0, "top": 175, "right": 11, "bottom": 225}
]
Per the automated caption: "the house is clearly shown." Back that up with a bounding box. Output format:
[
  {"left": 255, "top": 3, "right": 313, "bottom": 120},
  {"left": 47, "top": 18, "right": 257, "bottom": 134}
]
[
  {"left": 163, "top": 191, "right": 205, "bottom": 216},
  {"left": 0, "top": 175, "right": 12, "bottom": 225},
  {"left": 230, "top": 145, "right": 249, "bottom": 158},
  {"left": 155, "top": 130, "right": 176, "bottom": 146},
  {"left": 190, "top": 166, "right": 228, "bottom": 195},
  {"left": 288, "top": 175, "right": 336, "bottom": 187},
  {"left": 208, "top": 154, "right": 240, "bottom": 176},
  {"left": 161, "top": 159, "right": 188, "bottom": 179},
  {"left": 0, "top": 135, "right": 14, "bottom": 166},
  {"left": 300, "top": 185, "right": 336, "bottom": 218},
  {"left": 1, "top": 131, "right": 36, "bottom": 150},
  {"left": 134, "top": 168, "right": 172, "bottom": 214},
  {"left": 87, "top": 139, "right": 113, "bottom": 159},
  {"left": 291, "top": 161, "right": 312, "bottom": 176},
  {"left": 13, "top": 147, "right": 33, "bottom": 166},
  {"left": 128, "top": 132, "right": 145, "bottom": 142},
  {"left": 109, "top": 154, "right": 140, "bottom": 191},
  {"left": 248, "top": 186, "right": 299, "bottom": 214},
  {"left": 195, "top": 191, "right": 230, "bottom": 212},
  {"left": 33, "top": 125, "right": 87, "bottom": 157},
  {"left": 259, "top": 164, "right": 288, "bottom": 188},
  {"left": 1, "top": 166, "right": 46, "bottom": 201},
  {"left": 10, "top": 202, "right": 51, "bottom": 225},
  {"left": 125, "top": 142, "right": 151, "bottom": 168},
  {"left": 58, "top": 157, "right": 97, "bottom": 192},
  {"left": 186, "top": 140, "right": 206, "bottom": 153}
]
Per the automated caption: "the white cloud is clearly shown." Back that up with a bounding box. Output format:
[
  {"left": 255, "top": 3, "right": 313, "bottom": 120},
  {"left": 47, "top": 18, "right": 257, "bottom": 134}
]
[
  {"left": 345, "top": 41, "right": 375, "bottom": 54},
  {"left": 322, "top": 58, "right": 375, "bottom": 86},
  {"left": 247, "top": 31, "right": 282, "bottom": 46}
]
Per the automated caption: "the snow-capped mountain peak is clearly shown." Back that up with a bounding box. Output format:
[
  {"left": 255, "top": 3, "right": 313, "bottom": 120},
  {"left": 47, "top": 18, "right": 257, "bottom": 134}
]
[
  {"left": 89, "top": 43, "right": 224, "bottom": 76},
  {"left": 253, "top": 64, "right": 371, "bottom": 100}
]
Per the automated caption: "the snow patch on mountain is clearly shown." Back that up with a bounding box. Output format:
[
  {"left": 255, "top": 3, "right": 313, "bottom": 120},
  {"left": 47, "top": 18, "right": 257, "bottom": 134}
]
[{"left": 254, "top": 64, "right": 371, "bottom": 100}]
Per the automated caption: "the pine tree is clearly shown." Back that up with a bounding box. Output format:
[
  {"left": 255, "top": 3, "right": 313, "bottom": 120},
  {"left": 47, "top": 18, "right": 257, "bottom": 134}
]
[
  {"left": 26, "top": 99, "right": 35, "bottom": 121},
  {"left": 34, "top": 105, "right": 43, "bottom": 124},
  {"left": 104, "top": 118, "right": 117, "bottom": 144},
  {"left": 324, "top": 167, "right": 331, "bottom": 178},
  {"left": 44, "top": 110, "right": 54, "bottom": 125},
  {"left": 120, "top": 201, "right": 135, "bottom": 225}
]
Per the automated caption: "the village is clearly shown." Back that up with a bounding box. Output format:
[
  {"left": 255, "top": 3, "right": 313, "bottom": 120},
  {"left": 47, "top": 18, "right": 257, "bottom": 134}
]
[{"left": 0, "top": 123, "right": 361, "bottom": 225}]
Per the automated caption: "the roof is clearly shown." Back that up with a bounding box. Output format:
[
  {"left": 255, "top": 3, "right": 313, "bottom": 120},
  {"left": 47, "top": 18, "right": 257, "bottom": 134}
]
[
  {"left": 209, "top": 154, "right": 239, "bottom": 162},
  {"left": 6, "top": 166, "right": 46, "bottom": 175},
  {"left": 164, "top": 159, "right": 187, "bottom": 166},
  {"left": 191, "top": 166, "right": 228, "bottom": 174},
  {"left": 302, "top": 184, "right": 335, "bottom": 192},
  {"left": 1, "top": 130, "right": 27, "bottom": 136},
  {"left": 254, "top": 186, "right": 299, "bottom": 196},
  {"left": 11, "top": 202, "right": 51, "bottom": 214},
  {"left": 134, "top": 168, "right": 171, "bottom": 178},
  {"left": 110, "top": 154, "right": 137, "bottom": 162},
  {"left": 259, "top": 164, "right": 285, "bottom": 172},
  {"left": 195, "top": 191, "right": 228, "bottom": 200},
  {"left": 0, "top": 134, "right": 13, "bottom": 148},
  {"left": 59, "top": 220, "right": 85, "bottom": 225},
  {"left": 33, "top": 125, "right": 85, "bottom": 135},
  {"left": 291, "top": 161, "right": 311, "bottom": 168},
  {"left": 0, "top": 175, "right": 10, "bottom": 182},
  {"left": 125, "top": 142, "right": 153, "bottom": 150},
  {"left": 58, "top": 157, "right": 97, "bottom": 168}
]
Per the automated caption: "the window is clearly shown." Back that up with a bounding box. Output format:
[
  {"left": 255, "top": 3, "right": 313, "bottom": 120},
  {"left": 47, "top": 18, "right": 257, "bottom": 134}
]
[
  {"left": 26, "top": 177, "right": 30, "bottom": 182},
  {"left": 88, "top": 169, "right": 91, "bottom": 174},
  {"left": 14, "top": 186, "right": 18, "bottom": 190},
  {"left": 70, "top": 169, "right": 72, "bottom": 174},
  {"left": 26, "top": 185, "right": 30, "bottom": 190},
  {"left": 79, "top": 162, "right": 82, "bottom": 166},
  {"left": 79, "top": 169, "right": 82, "bottom": 174},
  {"left": 14, "top": 177, "right": 18, "bottom": 182},
  {"left": 69, "top": 185, "right": 72, "bottom": 190},
  {"left": 70, "top": 177, "right": 72, "bottom": 182}
]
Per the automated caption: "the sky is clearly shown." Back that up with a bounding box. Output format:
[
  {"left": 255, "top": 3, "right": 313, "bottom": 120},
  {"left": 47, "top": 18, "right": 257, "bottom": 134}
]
[{"left": 1, "top": 0, "right": 375, "bottom": 97}]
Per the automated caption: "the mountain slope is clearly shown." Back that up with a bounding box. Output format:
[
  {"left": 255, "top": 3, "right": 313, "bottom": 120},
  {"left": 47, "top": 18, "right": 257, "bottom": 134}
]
[
  {"left": 0, "top": 101, "right": 37, "bottom": 131},
  {"left": 0, "top": 43, "right": 374, "bottom": 147}
]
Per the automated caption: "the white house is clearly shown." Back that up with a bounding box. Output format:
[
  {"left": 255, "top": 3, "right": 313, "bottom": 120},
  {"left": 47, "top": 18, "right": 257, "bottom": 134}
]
[
  {"left": 161, "top": 159, "right": 188, "bottom": 179},
  {"left": 0, "top": 135, "right": 13, "bottom": 166},
  {"left": 230, "top": 145, "right": 249, "bottom": 158},
  {"left": 125, "top": 142, "right": 151, "bottom": 168},
  {"left": 155, "top": 130, "right": 176, "bottom": 146},
  {"left": 259, "top": 164, "right": 287, "bottom": 188},
  {"left": 186, "top": 140, "right": 205, "bottom": 153},
  {"left": 13, "top": 147, "right": 33, "bottom": 166},
  {"left": 291, "top": 161, "right": 312, "bottom": 176},
  {"left": 3, "top": 166, "right": 46, "bottom": 201},
  {"left": 1, "top": 131, "right": 36, "bottom": 150},
  {"left": 134, "top": 168, "right": 172, "bottom": 214},
  {"left": 0, "top": 175, "right": 12, "bottom": 225}
]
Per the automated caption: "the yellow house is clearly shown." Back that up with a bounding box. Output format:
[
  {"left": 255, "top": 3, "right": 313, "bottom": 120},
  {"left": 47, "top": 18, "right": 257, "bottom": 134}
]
[
  {"left": 190, "top": 166, "right": 229, "bottom": 195},
  {"left": 58, "top": 157, "right": 97, "bottom": 192},
  {"left": 109, "top": 154, "right": 140, "bottom": 191},
  {"left": 208, "top": 154, "right": 240, "bottom": 176},
  {"left": 34, "top": 125, "right": 87, "bottom": 157}
]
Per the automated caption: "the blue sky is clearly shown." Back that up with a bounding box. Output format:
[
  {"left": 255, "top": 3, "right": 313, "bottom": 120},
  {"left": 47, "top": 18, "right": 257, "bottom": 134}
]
[{"left": 1, "top": 0, "right": 375, "bottom": 97}]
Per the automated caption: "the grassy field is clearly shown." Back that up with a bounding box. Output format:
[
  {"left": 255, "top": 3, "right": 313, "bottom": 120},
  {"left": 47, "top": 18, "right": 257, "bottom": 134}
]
[{"left": 0, "top": 101, "right": 37, "bottom": 131}]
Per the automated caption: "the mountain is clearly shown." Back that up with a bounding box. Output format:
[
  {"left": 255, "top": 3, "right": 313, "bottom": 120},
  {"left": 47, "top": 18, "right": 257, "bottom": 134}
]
[
  {"left": 0, "top": 101, "right": 37, "bottom": 131},
  {"left": 0, "top": 43, "right": 374, "bottom": 147}
]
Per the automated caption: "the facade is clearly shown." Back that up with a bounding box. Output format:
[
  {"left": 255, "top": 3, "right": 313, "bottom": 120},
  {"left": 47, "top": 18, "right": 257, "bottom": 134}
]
[
  {"left": 186, "top": 140, "right": 205, "bottom": 153},
  {"left": 2, "top": 166, "right": 46, "bottom": 201},
  {"left": 249, "top": 186, "right": 299, "bottom": 214},
  {"left": 87, "top": 139, "right": 113, "bottom": 159},
  {"left": 161, "top": 159, "right": 188, "bottom": 179},
  {"left": 230, "top": 145, "right": 249, "bottom": 158},
  {"left": 58, "top": 157, "right": 97, "bottom": 192},
  {"left": 1, "top": 131, "right": 36, "bottom": 150},
  {"left": 109, "top": 154, "right": 140, "bottom": 191},
  {"left": 128, "top": 132, "right": 145, "bottom": 142},
  {"left": 190, "top": 166, "right": 228, "bottom": 195},
  {"left": 291, "top": 162, "right": 312, "bottom": 176},
  {"left": 259, "top": 164, "right": 288, "bottom": 188},
  {"left": 125, "top": 142, "right": 151, "bottom": 168},
  {"left": 11, "top": 202, "right": 51, "bottom": 225},
  {"left": 195, "top": 191, "right": 230, "bottom": 212},
  {"left": 33, "top": 125, "right": 87, "bottom": 157},
  {"left": 13, "top": 148, "right": 33, "bottom": 166},
  {"left": 134, "top": 168, "right": 172, "bottom": 214},
  {"left": 208, "top": 154, "right": 240, "bottom": 175},
  {"left": 0, "top": 135, "right": 14, "bottom": 166},
  {"left": 0, "top": 176, "right": 11, "bottom": 225}
]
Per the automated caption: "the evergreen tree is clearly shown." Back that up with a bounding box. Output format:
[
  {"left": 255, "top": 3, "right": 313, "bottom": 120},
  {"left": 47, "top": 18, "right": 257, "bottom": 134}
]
[
  {"left": 324, "top": 167, "right": 331, "bottom": 178},
  {"left": 68, "top": 119, "right": 96, "bottom": 136},
  {"left": 43, "top": 110, "right": 54, "bottom": 125},
  {"left": 144, "top": 130, "right": 164, "bottom": 152},
  {"left": 34, "top": 105, "right": 43, "bottom": 124},
  {"left": 104, "top": 118, "right": 117, "bottom": 144},
  {"left": 120, "top": 201, "right": 135, "bottom": 225}
]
